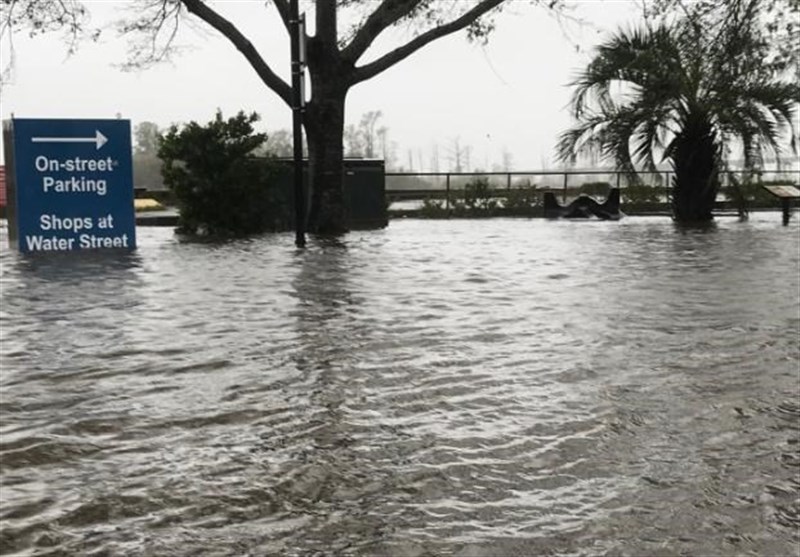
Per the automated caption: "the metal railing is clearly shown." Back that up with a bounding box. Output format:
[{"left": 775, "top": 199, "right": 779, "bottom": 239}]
[{"left": 385, "top": 169, "right": 800, "bottom": 208}]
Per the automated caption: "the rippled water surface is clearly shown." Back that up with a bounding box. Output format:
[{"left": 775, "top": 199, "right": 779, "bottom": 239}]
[{"left": 1, "top": 215, "right": 799, "bottom": 557}]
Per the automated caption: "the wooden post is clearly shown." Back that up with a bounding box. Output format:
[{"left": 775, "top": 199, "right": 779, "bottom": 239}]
[{"left": 762, "top": 185, "right": 799, "bottom": 226}]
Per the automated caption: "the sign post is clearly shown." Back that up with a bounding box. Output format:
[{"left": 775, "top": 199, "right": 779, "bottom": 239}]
[
  {"left": 763, "top": 184, "right": 800, "bottom": 226},
  {"left": 290, "top": 0, "right": 307, "bottom": 248},
  {"left": 3, "top": 118, "right": 136, "bottom": 253}
]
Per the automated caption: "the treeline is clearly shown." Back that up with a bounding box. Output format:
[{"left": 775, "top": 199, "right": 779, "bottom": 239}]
[{"left": 131, "top": 109, "right": 521, "bottom": 191}]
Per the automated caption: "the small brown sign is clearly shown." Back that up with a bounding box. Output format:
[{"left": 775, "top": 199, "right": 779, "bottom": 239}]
[{"left": 763, "top": 185, "right": 800, "bottom": 199}]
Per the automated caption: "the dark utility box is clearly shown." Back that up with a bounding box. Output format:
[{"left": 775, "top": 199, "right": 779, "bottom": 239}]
[{"left": 273, "top": 158, "right": 387, "bottom": 230}]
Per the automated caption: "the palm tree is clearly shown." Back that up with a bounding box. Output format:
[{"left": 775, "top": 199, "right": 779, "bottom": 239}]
[{"left": 557, "top": 4, "right": 799, "bottom": 222}]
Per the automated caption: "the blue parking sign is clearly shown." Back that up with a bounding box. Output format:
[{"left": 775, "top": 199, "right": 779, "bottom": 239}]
[{"left": 3, "top": 118, "right": 137, "bottom": 253}]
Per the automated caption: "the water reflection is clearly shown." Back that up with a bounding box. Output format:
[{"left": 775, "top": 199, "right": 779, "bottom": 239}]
[
  {"left": 291, "top": 237, "right": 358, "bottom": 451},
  {"left": 292, "top": 237, "right": 355, "bottom": 347},
  {"left": 1, "top": 249, "right": 145, "bottom": 386},
  {"left": 283, "top": 237, "right": 401, "bottom": 553}
]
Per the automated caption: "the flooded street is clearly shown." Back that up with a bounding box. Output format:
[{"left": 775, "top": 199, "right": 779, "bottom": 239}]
[{"left": 1, "top": 215, "right": 798, "bottom": 556}]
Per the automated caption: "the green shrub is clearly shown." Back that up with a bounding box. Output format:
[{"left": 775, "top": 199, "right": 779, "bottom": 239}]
[
  {"left": 623, "top": 184, "right": 662, "bottom": 204},
  {"left": 420, "top": 197, "right": 448, "bottom": 218},
  {"left": 503, "top": 184, "right": 541, "bottom": 214},
  {"left": 578, "top": 181, "right": 611, "bottom": 196},
  {"left": 159, "top": 110, "right": 289, "bottom": 236},
  {"left": 463, "top": 178, "right": 498, "bottom": 214},
  {"left": 449, "top": 197, "right": 468, "bottom": 217}
]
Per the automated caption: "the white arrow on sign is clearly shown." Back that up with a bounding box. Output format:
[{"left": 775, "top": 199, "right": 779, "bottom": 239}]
[{"left": 31, "top": 130, "right": 108, "bottom": 150}]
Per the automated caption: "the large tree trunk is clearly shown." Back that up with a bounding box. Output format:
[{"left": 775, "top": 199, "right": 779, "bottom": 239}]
[
  {"left": 304, "top": 91, "right": 348, "bottom": 235},
  {"left": 303, "top": 5, "right": 351, "bottom": 236},
  {"left": 670, "top": 114, "right": 720, "bottom": 222}
]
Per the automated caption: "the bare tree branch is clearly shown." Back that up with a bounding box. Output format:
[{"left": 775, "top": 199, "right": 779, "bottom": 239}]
[
  {"left": 1, "top": 0, "right": 96, "bottom": 87},
  {"left": 349, "top": 0, "right": 504, "bottom": 85},
  {"left": 119, "top": 0, "right": 184, "bottom": 69},
  {"left": 341, "top": 0, "right": 422, "bottom": 63},
  {"left": 180, "top": 0, "right": 292, "bottom": 106},
  {"left": 272, "top": 0, "right": 292, "bottom": 35},
  {"left": 1, "top": 0, "right": 90, "bottom": 52}
]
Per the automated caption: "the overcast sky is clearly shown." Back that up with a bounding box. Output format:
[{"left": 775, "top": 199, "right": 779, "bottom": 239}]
[{"left": 0, "top": 0, "right": 644, "bottom": 170}]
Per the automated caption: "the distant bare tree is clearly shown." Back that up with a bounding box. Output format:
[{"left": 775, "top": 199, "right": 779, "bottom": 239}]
[
  {"left": 376, "top": 126, "right": 388, "bottom": 159},
  {"left": 359, "top": 110, "right": 382, "bottom": 158},
  {"left": 430, "top": 143, "right": 440, "bottom": 173},
  {"left": 343, "top": 124, "right": 364, "bottom": 157},
  {"left": 0, "top": 0, "right": 97, "bottom": 85},
  {"left": 501, "top": 147, "right": 514, "bottom": 171},
  {"left": 447, "top": 137, "right": 466, "bottom": 172},
  {"left": 386, "top": 140, "right": 399, "bottom": 170},
  {"left": 344, "top": 110, "right": 384, "bottom": 158},
  {"left": 263, "top": 128, "right": 294, "bottom": 157},
  {"left": 134, "top": 121, "right": 161, "bottom": 155}
]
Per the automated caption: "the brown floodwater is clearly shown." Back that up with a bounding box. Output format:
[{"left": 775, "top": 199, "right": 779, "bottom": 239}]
[{"left": 1, "top": 215, "right": 798, "bottom": 556}]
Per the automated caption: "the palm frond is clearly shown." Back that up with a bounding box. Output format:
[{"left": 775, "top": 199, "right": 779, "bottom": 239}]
[{"left": 555, "top": 113, "right": 609, "bottom": 164}]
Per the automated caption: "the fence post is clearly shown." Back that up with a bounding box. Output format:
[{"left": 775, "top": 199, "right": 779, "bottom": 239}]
[
  {"left": 507, "top": 173, "right": 511, "bottom": 190},
  {"left": 562, "top": 173, "right": 568, "bottom": 204},
  {"left": 446, "top": 174, "right": 451, "bottom": 216},
  {"left": 665, "top": 172, "right": 671, "bottom": 204}
]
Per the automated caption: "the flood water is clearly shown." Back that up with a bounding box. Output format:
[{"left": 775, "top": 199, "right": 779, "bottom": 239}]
[{"left": 1, "top": 215, "right": 799, "bottom": 557}]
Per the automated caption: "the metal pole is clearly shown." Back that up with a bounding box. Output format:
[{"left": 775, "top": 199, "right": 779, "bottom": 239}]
[
  {"left": 666, "top": 172, "right": 672, "bottom": 205},
  {"left": 290, "top": 0, "right": 306, "bottom": 248},
  {"left": 446, "top": 173, "right": 451, "bottom": 215},
  {"left": 782, "top": 198, "right": 791, "bottom": 226}
]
